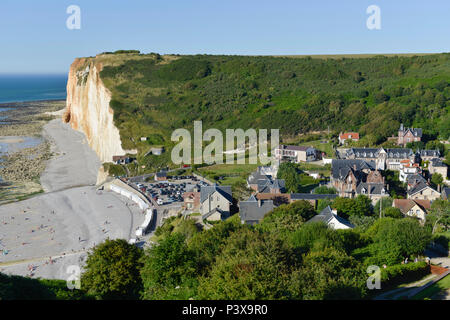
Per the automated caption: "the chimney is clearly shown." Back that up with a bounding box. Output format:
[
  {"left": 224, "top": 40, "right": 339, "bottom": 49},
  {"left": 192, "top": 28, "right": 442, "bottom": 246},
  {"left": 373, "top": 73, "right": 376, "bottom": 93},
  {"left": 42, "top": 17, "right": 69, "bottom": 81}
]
[
  {"left": 368, "top": 184, "right": 371, "bottom": 197},
  {"left": 386, "top": 184, "right": 389, "bottom": 191},
  {"left": 258, "top": 199, "right": 262, "bottom": 207},
  {"left": 353, "top": 164, "right": 357, "bottom": 171}
]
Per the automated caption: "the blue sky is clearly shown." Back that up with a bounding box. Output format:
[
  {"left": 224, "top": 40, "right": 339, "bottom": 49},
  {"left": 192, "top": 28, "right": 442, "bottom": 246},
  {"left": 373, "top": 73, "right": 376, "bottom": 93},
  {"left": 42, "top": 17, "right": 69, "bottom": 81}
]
[{"left": 0, "top": 0, "right": 449, "bottom": 74}]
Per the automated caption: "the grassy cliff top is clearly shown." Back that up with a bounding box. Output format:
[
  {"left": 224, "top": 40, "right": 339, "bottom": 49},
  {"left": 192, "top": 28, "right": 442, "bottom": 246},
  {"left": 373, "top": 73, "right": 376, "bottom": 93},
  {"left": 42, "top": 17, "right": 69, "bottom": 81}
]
[{"left": 81, "top": 51, "right": 450, "bottom": 169}]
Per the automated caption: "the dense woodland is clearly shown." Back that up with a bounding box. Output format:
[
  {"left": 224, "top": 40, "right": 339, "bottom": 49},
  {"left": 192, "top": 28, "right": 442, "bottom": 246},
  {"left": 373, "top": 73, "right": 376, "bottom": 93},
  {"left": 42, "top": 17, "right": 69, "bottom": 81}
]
[{"left": 95, "top": 52, "right": 449, "bottom": 169}]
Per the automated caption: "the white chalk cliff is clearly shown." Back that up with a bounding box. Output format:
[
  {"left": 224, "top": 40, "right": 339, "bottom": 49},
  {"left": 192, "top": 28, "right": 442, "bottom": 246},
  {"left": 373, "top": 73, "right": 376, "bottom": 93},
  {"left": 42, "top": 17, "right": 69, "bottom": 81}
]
[{"left": 64, "top": 58, "right": 136, "bottom": 163}]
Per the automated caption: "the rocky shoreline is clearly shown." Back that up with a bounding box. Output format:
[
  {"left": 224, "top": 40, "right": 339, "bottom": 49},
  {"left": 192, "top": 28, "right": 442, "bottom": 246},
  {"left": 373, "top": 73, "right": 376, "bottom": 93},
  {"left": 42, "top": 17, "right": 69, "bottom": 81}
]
[{"left": 0, "top": 100, "right": 65, "bottom": 204}]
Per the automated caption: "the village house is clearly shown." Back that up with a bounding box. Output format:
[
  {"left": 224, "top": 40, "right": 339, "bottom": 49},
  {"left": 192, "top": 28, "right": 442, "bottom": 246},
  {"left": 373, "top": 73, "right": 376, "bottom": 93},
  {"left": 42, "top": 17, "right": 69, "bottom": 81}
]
[
  {"left": 247, "top": 167, "right": 285, "bottom": 194},
  {"left": 256, "top": 165, "right": 279, "bottom": 179},
  {"left": 155, "top": 171, "right": 167, "bottom": 181},
  {"left": 393, "top": 199, "right": 431, "bottom": 222},
  {"left": 356, "top": 182, "right": 389, "bottom": 204},
  {"left": 331, "top": 159, "right": 388, "bottom": 204},
  {"left": 417, "top": 149, "right": 441, "bottom": 162},
  {"left": 112, "top": 155, "right": 135, "bottom": 165},
  {"left": 305, "top": 206, "right": 354, "bottom": 230},
  {"left": 200, "top": 185, "right": 233, "bottom": 221},
  {"left": 239, "top": 195, "right": 275, "bottom": 225},
  {"left": 338, "top": 132, "right": 360, "bottom": 145},
  {"left": 344, "top": 147, "right": 416, "bottom": 171},
  {"left": 182, "top": 191, "right": 201, "bottom": 211},
  {"left": 406, "top": 173, "right": 428, "bottom": 189},
  {"left": 428, "top": 158, "right": 448, "bottom": 179},
  {"left": 399, "top": 159, "right": 421, "bottom": 183},
  {"left": 398, "top": 123, "right": 422, "bottom": 147},
  {"left": 275, "top": 145, "right": 321, "bottom": 163},
  {"left": 247, "top": 167, "right": 272, "bottom": 190},
  {"left": 331, "top": 159, "right": 375, "bottom": 197},
  {"left": 407, "top": 181, "right": 441, "bottom": 201},
  {"left": 254, "top": 193, "right": 291, "bottom": 206}
]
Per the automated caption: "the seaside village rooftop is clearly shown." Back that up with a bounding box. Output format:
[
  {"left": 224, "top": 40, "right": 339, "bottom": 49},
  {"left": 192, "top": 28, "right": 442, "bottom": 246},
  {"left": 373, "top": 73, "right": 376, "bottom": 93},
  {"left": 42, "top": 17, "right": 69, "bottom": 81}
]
[{"left": 230, "top": 124, "right": 448, "bottom": 226}]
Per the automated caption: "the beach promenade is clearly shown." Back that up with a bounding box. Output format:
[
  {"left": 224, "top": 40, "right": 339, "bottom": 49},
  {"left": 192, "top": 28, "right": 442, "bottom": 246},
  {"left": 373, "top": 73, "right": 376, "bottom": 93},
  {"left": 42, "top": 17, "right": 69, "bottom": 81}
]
[{"left": 0, "top": 119, "right": 144, "bottom": 280}]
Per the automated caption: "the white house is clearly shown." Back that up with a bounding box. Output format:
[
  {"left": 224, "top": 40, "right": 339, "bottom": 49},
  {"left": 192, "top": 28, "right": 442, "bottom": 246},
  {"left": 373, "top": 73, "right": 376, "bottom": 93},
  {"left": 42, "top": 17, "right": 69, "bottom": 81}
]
[
  {"left": 399, "top": 160, "right": 421, "bottom": 183},
  {"left": 305, "top": 206, "right": 354, "bottom": 230}
]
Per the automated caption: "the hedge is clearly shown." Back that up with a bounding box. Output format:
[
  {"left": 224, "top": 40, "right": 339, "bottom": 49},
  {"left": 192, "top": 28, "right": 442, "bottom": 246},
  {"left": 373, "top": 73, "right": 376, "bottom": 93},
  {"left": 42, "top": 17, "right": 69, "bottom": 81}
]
[{"left": 380, "top": 262, "right": 430, "bottom": 289}]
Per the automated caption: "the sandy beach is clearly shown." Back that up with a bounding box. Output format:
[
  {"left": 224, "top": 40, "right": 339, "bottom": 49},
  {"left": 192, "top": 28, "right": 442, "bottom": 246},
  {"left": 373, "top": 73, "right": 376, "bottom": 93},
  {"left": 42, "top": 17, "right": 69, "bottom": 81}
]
[{"left": 0, "top": 118, "right": 145, "bottom": 280}]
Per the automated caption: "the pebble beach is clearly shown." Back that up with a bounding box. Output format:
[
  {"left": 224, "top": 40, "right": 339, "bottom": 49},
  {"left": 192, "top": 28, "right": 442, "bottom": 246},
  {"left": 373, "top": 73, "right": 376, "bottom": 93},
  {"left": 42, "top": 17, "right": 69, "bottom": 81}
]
[{"left": 0, "top": 101, "right": 145, "bottom": 280}]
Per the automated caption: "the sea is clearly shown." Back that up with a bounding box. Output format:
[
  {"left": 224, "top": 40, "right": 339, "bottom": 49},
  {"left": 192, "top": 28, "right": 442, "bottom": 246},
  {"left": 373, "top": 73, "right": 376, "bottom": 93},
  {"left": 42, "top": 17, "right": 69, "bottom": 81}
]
[
  {"left": 0, "top": 74, "right": 67, "bottom": 180},
  {"left": 0, "top": 74, "right": 67, "bottom": 104}
]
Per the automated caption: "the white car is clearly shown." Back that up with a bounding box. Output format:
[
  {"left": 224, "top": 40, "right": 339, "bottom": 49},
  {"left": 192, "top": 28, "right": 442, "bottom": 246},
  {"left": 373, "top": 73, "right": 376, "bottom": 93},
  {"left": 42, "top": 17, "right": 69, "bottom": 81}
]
[{"left": 157, "top": 199, "right": 163, "bottom": 205}]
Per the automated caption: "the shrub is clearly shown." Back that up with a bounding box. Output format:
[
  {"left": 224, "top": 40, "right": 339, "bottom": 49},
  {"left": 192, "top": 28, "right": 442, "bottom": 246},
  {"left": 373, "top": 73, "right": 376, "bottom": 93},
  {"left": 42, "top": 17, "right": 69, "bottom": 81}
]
[
  {"left": 81, "top": 239, "right": 144, "bottom": 299},
  {"left": 380, "top": 262, "right": 430, "bottom": 289}
]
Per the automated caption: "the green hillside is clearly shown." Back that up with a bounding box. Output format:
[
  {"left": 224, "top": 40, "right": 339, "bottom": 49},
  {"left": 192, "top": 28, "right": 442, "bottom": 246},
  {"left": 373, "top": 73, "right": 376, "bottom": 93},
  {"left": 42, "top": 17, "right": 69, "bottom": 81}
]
[{"left": 81, "top": 51, "right": 450, "bottom": 167}]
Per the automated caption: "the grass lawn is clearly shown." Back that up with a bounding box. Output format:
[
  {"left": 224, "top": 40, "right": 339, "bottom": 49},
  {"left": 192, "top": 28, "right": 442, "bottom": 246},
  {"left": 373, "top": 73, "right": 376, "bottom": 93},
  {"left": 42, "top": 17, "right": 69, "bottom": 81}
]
[
  {"left": 298, "top": 140, "right": 335, "bottom": 158},
  {"left": 295, "top": 162, "right": 332, "bottom": 177},
  {"left": 411, "top": 274, "right": 450, "bottom": 300},
  {"left": 198, "top": 163, "right": 259, "bottom": 185},
  {"left": 197, "top": 163, "right": 260, "bottom": 201}
]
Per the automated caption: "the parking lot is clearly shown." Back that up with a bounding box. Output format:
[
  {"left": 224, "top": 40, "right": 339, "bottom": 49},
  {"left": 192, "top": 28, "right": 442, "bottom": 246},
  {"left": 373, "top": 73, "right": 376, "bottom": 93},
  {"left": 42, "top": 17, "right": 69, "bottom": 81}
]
[{"left": 130, "top": 175, "right": 209, "bottom": 207}]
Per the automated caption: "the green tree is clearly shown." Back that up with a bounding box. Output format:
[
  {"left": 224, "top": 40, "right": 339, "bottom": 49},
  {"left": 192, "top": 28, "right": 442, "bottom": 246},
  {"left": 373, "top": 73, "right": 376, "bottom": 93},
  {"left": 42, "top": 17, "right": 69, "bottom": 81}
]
[
  {"left": 374, "top": 197, "right": 393, "bottom": 215},
  {"left": 293, "top": 247, "right": 367, "bottom": 300},
  {"left": 197, "top": 230, "right": 299, "bottom": 299},
  {"left": 382, "top": 207, "right": 403, "bottom": 219},
  {"left": 431, "top": 173, "right": 444, "bottom": 189},
  {"left": 317, "top": 198, "right": 334, "bottom": 213},
  {"left": 332, "top": 195, "right": 373, "bottom": 220},
  {"left": 348, "top": 215, "right": 377, "bottom": 232},
  {"left": 277, "top": 162, "right": 301, "bottom": 192},
  {"left": 289, "top": 222, "right": 332, "bottom": 254},
  {"left": 406, "top": 141, "right": 425, "bottom": 151},
  {"left": 427, "top": 200, "right": 450, "bottom": 234},
  {"left": 188, "top": 216, "right": 243, "bottom": 273},
  {"left": 425, "top": 141, "right": 445, "bottom": 155},
  {"left": 140, "top": 233, "right": 196, "bottom": 299},
  {"left": 257, "top": 200, "right": 316, "bottom": 237},
  {"left": 366, "top": 218, "right": 431, "bottom": 265},
  {"left": 80, "top": 239, "right": 144, "bottom": 299}
]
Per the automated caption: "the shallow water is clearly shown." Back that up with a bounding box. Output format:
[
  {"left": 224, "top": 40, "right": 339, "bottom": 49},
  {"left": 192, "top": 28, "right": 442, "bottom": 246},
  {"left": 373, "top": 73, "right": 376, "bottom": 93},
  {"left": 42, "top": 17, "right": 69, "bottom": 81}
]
[
  {"left": 0, "top": 136, "right": 43, "bottom": 181},
  {"left": 0, "top": 136, "right": 43, "bottom": 155}
]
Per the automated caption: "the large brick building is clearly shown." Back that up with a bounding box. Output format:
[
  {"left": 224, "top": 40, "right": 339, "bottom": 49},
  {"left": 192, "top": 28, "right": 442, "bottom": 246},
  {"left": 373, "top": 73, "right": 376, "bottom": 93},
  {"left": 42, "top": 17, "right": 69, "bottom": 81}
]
[{"left": 398, "top": 123, "right": 422, "bottom": 146}]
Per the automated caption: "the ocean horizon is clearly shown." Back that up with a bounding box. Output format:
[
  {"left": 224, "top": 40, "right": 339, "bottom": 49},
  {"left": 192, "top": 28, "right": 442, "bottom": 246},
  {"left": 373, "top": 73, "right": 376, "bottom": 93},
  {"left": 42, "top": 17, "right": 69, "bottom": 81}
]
[{"left": 0, "top": 74, "right": 67, "bottom": 104}]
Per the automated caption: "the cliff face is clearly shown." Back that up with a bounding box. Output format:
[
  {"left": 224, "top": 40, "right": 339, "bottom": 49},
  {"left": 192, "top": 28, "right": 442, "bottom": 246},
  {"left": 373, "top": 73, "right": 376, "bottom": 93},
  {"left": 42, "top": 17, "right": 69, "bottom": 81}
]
[{"left": 64, "top": 58, "right": 136, "bottom": 163}]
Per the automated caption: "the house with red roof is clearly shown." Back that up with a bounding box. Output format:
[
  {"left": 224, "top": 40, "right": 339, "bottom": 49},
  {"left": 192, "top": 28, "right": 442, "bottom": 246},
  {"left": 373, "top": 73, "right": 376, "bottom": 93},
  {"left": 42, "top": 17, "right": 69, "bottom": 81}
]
[{"left": 339, "top": 132, "right": 360, "bottom": 145}]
